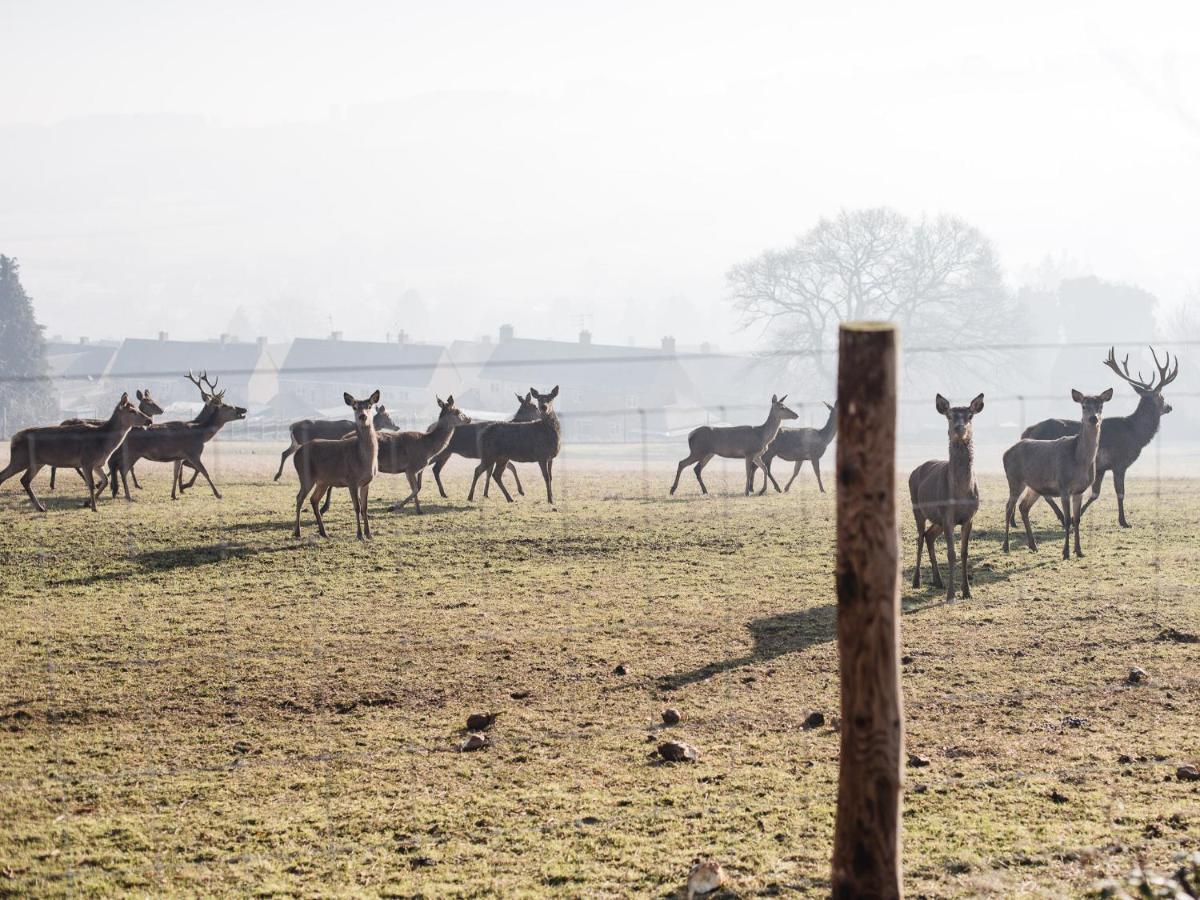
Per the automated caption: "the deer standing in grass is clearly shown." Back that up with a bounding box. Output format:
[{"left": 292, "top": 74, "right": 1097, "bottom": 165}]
[
  {"left": 429, "top": 392, "right": 540, "bottom": 498},
  {"left": 1021, "top": 347, "right": 1178, "bottom": 529},
  {"left": 49, "top": 388, "right": 164, "bottom": 492},
  {"left": 468, "top": 386, "right": 561, "bottom": 503},
  {"left": 1003, "top": 388, "right": 1112, "bottom": 559},
  {"left": 670, "top": 394, "right": 798, "bottom": 496},
  {"left": 292, "top": 391, "right": 381, "bottom": 539},
  {"left": 317, "top": 396, "right": 470, "bottom": 515},
  {"left": 909, "top": 394, "right": 984, "bottom": 602},
  {"left": 274, "top": 405, "right": 396, "bottom": 480},
  {"left": 0, "top": 394, "right": 150, "bottom": 511},
  {"left": 752, "top": 400, "right": 837, "bottom": 494}
]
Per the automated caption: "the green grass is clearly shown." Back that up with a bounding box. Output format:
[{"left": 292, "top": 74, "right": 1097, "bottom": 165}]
[{"left": 1, "top": 452, "right": 1197, "bottom": 897}]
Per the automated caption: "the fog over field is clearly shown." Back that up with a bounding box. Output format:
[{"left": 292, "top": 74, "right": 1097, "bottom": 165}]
[{"left": 1, "top": 0, "right": 1198, "bottom": 349}]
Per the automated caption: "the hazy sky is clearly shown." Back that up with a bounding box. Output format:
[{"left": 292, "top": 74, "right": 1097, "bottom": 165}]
[{"left": 1, "top": 0, "right": 1197, "bottom": 347}]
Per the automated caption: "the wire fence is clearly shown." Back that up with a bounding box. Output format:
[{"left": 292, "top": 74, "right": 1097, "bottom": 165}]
[{"left": 1, "top": 335, "right": 1196, "bottom": 893}]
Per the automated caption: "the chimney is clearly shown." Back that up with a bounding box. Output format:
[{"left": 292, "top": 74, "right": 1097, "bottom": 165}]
[
  {"left": 330, "top": 330, "right": 343, "bottom": 342},
  {"left": 579, "top": 329, "right": 592, "bottom": 345},
  {"left": 700, "top": 341, "right": 712, "bottom": 354},
  {"left": 256, "top": 336, "right": 268, "bottom": 349},
  {"left": 499, "top": 324, "right": 514, "bottom": 343},
  {"left": 78, "top": 336, "right": 90, "bottom": 345},
  {"left": 219, "top": 333, "right": 231, "bottom": 344},
  {"left": 661, "top": 336, "right": 676, "bottom": 354},
  {"left": 398, "top": 329, "right": 408, "bottom": 344},
  {"left": 480, "top": 334, "right": 492, "bottom": 344},
  {"left": 158, "top": 331, "right": 169, "bottom": 342}
]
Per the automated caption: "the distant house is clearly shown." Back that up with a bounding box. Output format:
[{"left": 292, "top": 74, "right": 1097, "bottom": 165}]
[
  {"left": 474, "top": 326, "right": 698, "bottom": 440},
  {"left": 104, "top": 334, "right": 275, "bottom": 409},
  {"left": 275, "top": 334, "right": 454, "bottom": 425},
  {"left": 43, "top": 338, "right": 120, "bottom": 416},
  {"left": 674, "top": 344, "right": 790, "bottom": 426}
]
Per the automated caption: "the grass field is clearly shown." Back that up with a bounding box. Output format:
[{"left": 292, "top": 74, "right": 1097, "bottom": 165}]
[{"left": 1, "top": 447, "right": 1198, "bottom": 897}]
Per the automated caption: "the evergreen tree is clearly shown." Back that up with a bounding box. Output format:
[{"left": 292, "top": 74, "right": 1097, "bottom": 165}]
[{"left": 0, "top": 255, "right": 55, "bottom": 432}]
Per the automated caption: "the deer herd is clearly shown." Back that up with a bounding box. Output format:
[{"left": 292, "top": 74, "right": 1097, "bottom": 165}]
[{"left": 0, "top": 346, "right": 1182, "bottom": 592}]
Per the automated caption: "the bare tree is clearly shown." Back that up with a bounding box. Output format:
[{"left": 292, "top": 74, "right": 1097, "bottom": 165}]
[{"left": 728, "top": 208, "right": 1023, "bottom": 380}]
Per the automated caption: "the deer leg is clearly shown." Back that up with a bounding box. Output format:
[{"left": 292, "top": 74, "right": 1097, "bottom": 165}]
[
  {"left": 118, "top": 462, "right": 134, "bottom": 501},
  {"left": 943, "top": 519, "right": 958, "bottom": 602},
  {"left": 20, "top": 466, "right": 47, "bottom": 513},
  {"left": 171, "top": 460, "right": 183, "bottom": 499},
  {"left": 311, "top": 483, "right": 329, "bottom": 538},
  {"left": 82, "top": 466, "right": 99, "bottom": 512},
  {"left": 187, "top": 456, "right": 222, "bottom": 499},
  {"left": 294, "top": 483, "right": 309, "bottom": 537},
  {"left": 693, "top": 454, "right": 714, "bottom": 495},
  {"left": 1060, "top": 490, "right": 1072, "bottom": 560},
  {"left": 960, "top": 520, "right": 973, "bottom": 599},
  {"left": 785, "top": 459, "right": 805, "bottom": 493},
  {"left": 492, "top": 460, "right": 515, "bottom": 503},
  {"left": 349, "top": 485, "right": 364, "bottom": 540},
  {"left": 1071, "top": 492, "right": 1085, "bottom": 557},
  {"left": 924, "top": 523, "right": 943, "bottom": 588},
  {"left": 812, "top": 458, "right": 827, "bottom": 493},
  {"left": 430, "top": 454, "right": 450, "bottom": 498},
  {"left": 468, "top": 460, "right": 489, "bottom": 501},
  {"left": 745, "top": 458, "right": 756, "bottom": 495},
  {"left": 541, "top": 458, "right": 554, "bottom": 504},
  {"left": 912, "top": 514, "right": 925, "bottom": 587},
  {"left": 1111, "top": 468, "right": 1130, "bottom": 528},
  {"left": 360, "top": 482, "right": 372, "bottom": 538},
  {"left": 130, "top": 466, "right": 143, "bottom": 490},
  {"left": 509, "top": 462, "right": 524, "bottom": 495},
  {"left": 760, "top": 455, "right": 782, "bottom": 494},
  {"left": 275, "top": 438, "right": 300, "bottom": 481},
  {"left": 396, "top": 471, "right": 422, "bottom": 514},
  {"left": 49, "top": 467, "right": 57, "bottom": 490},
  {"left": 180, "top": 464, "right": 201, "bottom": 491},
  {"left": 320, "top": 485, "right": 333, "bottom": 514},
  {"left": 671, "top": 452, "right": 700, "bottom": 495}
]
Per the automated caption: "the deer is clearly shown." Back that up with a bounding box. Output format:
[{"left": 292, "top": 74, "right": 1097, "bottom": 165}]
[
  {"left": 1019, "top": 347, "right": 1178, "bottom": 529},
  {"left": 292, "top": 390, "right": 381, "bottom": 540},
  {"left": 1003, "top": 388, "right": 1113, "bottom": 560},
  {"left": 314, "top": 396, "right": 471, "bottom": 515},
  {"left": 908, "top": 394, "right": 985, "bottom": 602},
  {"left": 670, "top": 394, "right": 798, "bottom": 496},
  {"left": 49, "top": 388, "right": 164, "bottom": 492},
  {"left": 468, "top": 386, "right": 562, "bottom": 504},
  {"left": 429, "top": 392, "right": 540, "bottom": 499},
  {"left": 1, "top": 393, "right": 151, "bottom": 512},
  {"left": 108, "top": 378, "right": 247, "bottom": 501},
  {"left": 274, "top": 405, "right": 397, "bottom": 480},
  {"left": 751, "top": 400, "right": 837, "bottom": 495}
]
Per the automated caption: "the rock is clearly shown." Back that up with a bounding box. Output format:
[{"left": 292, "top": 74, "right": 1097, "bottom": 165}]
[
  {"left": 658, "top": 740, "right": 700, "bottom": 763},
  {"left": 901, "top": 655, "right": 914, "bottom": 665},
  {"left": 1049, "top": 789, "right": 1069, "bottom": 804},
  {"left": 613, "top": 664, "right": 627, "bottom": 676},
  {"left": 466, "top": 712, "right": 498, "bottom": 732},
  {"left": 231, "top": 740, "right": 255, "bottom": 754},
  {"left": 686, "top": 858, "right": 728, "bottom": 898},
  {"left": 1155, "top": 627, "right": 1199, "bottom": 644},
  {"left": 1062, "top": 715, "right": 1086, "bottom": 728},
  {"left": 802, "top": 711, "right": 825, "bottom": 730},
  {"left": 662, "top": 707, "right": 682, "bottom": 726},
  {"left": 1127, "top": 666, "right": 1148, "bottom": 685},
  {"left": 460, "top": 733, "right": 490, "bottom": 752},
  {"left": 510, "top": 691, "right": 530, "bottom": 700},
  {"left": 1117, "top": 753, "right": 1133, "bottom": 765},
  {"left": 1177, "top": 765, "right": 1200, "bottom": 782},
  {"left": 907, "top": 753, "right": 931, "bottom": 768}
]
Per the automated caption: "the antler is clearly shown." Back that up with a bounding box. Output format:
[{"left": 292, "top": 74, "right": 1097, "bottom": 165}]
[
  {"left": 185, "top": 369, "right": 211, "bottom": 400},
  {"left": 1149, "top": 346, "right": 1179, "bottom": 389},
  {"left": 1101, "top": 347, "right": 1154, "bottom": 391},
  {"left": 201, "top": 371, "right": 220, "bottom": 395}
]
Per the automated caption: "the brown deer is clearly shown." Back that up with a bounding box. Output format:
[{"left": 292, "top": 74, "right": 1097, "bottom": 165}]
[
  {"left": 468, "top": 386, "right": 562, "bottom": 503},
  {"left": 274, "top": 405, "right": 397, "bottom": 480},
  {"left": 292, "top": 390, "right": 381, "bottom": 540},
  {"left": 670, "top": 394, "right": 798, "bottom": 496},
  {"left": 1020, "top": 347, "right": 1178, "bottom": 528},
  {"left": 1003, "top": 388, "right": 1112, "bottom": 559},
  {"left": 108, "top": 384, "right": 247, "bottom": 500},
  {"left": 316, "top": 396, "right": 470, "bottom": 515},
  {"left": 49, "top": 388, "right": 164, "bottom": 491},
  {"left": 1, "top": 393, "right": 151, "bottom": 511},
  {"left": 752, "top": 400, "right": 837, "bottom": 494},
  {"left": 908, "top": 394, "right": 984, "bottom": 602},
  {"left": 429, "top": 392, "right": 540, "bottom": 498}
]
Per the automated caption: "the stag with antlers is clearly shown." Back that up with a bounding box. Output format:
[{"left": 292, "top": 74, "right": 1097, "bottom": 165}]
[{"left": 1022, "top": 346, "right": 1178, "bottom": 528}]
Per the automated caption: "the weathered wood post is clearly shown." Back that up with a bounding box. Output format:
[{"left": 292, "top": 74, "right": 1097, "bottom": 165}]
[{"left": 832, "top": 321, "right": 903, "bottom": 899}]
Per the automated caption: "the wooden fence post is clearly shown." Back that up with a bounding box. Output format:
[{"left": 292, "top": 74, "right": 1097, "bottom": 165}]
[{"left": 832, "top": 321, "right": 903, "bottom": 899}]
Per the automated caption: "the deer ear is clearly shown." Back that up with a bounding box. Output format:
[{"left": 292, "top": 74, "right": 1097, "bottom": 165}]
[
  {"left": 344, "top": 392, "right": 355, "bottom": 406},
  {"left": 516, "top": 393, "right": 524, "bottom": 403},
  {"left": 771, "top": 394, "right": 778, "bottom": 404},
  {"left": 120, "top": 392, "right": 129, "bottom": 404},
  {"left": 1070, "top": 389, "right": 1084, "bottom": 403},
  {"left": 446, "top": 394, "right": 454, "bottom": 406},
  {"left": 778, "top": 394, "right": 788, "bottom": 403},
  {"left": 436, "top": 396, "right": 444, "bottom": 408},
  {"left": 136, "top": 389, "right": 144, "bottom": 401},
  {"left": 970, "top": 393, "right": 985, "bottom": 413},
  {"left": 935, "top": 394, "right": 949, "bottom": 414},
  {"left": 1100, "top": 387, "right": 1113, "bottom": 401},
  {"left": 370, "top": 390, "right": 380, "bottom": 405},
  {"left": 549, "top": 385, "right": 559, "bottom": 399},
  {"left": 823, "top": 401, "right": 834, "bottom": 412}
]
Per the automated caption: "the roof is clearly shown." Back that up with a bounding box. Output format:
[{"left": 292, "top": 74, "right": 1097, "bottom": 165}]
[
  {"left": 477, "top": 337, "right": 694, "bottom": 404},
  {"left": 278, "top": 338, "right": 445, "bottom": 389},
  {"left": 43, "top": 341, "right": 118, "bottom": 382},
  {"left": 106, "top": 338, "right": 265, "bottom": 383}
]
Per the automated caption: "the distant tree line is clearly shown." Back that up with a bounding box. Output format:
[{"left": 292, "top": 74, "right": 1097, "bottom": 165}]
[{"left": 0, "top": 255, "right": 54, "bottom": 432}]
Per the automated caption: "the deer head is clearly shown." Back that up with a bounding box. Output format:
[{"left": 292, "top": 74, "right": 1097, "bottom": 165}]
[
  {"left": 114, "top": 392, "right": 153, "bottom": 428},
  {"left": 1102, "top": 346, "right": 1178, "bottom": 415},
  {"left": 373, "top": 405, "right": 397, "bottom": 431},
  {"left": 435, "top": 394, "right": 471, "bottom": 427},
  {"left": 135, "top": 389, "right": 164, "bottom": 416},
  {"left": 345, "top": 390, "right": 381, "bottom": 430},
  {"left": 770, "top": 394, "right": 799, "bottom": 421},
  {"left": 935, "top": 393, "right": 984, "bottom": 445},
  {"left": 1070, "top": 387, "right": 1114, "bottom": 427},
  {"left": 531, "top": 385, "right": 559, "bottom": 413}
]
